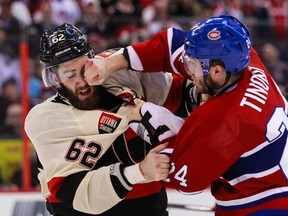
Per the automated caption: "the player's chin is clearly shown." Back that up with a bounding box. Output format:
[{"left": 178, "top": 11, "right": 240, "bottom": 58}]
[
  {"left": 78, "top": 88, "right": 93, "bottom": 101},
  {"left": 76, "top": 96, "right": 100, "bottom": 110},
  {"left": 194, "top": 84, "right": 207, "bottom": 94}
]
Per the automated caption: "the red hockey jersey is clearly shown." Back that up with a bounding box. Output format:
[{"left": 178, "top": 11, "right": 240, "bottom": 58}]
[{"left": 125, "top": 27, "right": 288, "bottom": 215}]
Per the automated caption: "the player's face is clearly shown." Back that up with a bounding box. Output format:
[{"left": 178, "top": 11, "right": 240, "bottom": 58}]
[
  {"left": 183, "top": 53, "right": 211, "bottom": 94},
  {"left": 56, "top": 55, "right": 104, "bottom": 110},
  {"left": 57, "top": 55, "right": 90, "bottom": 97},
  {"left": 192, "top": 73, "right": 218, "bottom": 94}
]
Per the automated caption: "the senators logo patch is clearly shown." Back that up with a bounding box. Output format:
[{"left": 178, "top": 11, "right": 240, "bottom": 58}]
[{"left": 99, "top": 113, "right": 121, "bottom": 134}]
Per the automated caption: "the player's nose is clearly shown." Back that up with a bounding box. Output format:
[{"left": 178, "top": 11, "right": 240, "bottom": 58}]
[{"left": 77, "top": 74, "right": 88, "bottom": 86}]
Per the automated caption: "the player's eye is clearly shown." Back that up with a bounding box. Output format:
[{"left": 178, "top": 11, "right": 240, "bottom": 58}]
[
  {"left": 65, "top": 71, "right": 75, "bottom": 79},
  {"left": 68, "top": 74, "right": 74, "bottom": 79}
]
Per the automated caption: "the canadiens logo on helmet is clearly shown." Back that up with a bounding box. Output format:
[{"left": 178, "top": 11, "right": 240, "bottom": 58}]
[{"left": 207, "top": 29, "right": 221, "bottom": 40}]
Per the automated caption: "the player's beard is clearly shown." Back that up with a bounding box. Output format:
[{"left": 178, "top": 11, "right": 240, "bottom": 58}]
[
  {"left": 59, "top": 84, "right": 105, "bottom": 110},
  {"left": 194, "top": 74, "right": 220, "bottom": 95},
  {"left": 193, "top": 76, "right": 209, "bottom": 94}
]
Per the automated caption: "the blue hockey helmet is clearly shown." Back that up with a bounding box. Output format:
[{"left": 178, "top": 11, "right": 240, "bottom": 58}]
[{"left": 183, "top": 15, "right": 252, "bottom": 76}]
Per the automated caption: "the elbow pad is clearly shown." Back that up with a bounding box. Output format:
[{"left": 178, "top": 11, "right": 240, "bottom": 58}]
[{"left": 109, "top": 163, "right": 132, "bottom": 199}]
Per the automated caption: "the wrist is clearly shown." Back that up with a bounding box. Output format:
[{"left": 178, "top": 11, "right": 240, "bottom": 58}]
[
  {"left": 138, "top": 162, "right": 144, "bottom": 176},
  {"left": 107, "top": 54, "right": 128, "bottom": 74},
  {"left": 124, "top": 163, "right": 148, "bottom": 184}
]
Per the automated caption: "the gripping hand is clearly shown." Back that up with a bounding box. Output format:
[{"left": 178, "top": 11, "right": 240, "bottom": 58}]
[{"left": 129, "top": 102, "right": 184, "bottom": 145}]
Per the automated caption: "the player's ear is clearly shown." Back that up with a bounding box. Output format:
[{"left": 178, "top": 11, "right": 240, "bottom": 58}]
[
  {"left": 213, "top": 65, "right": 225, "bottom": 75},
  {"left": 209, "top": 65, "right": 225, "bottom": 82}
]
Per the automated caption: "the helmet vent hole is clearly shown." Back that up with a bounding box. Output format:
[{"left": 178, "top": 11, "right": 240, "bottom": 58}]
[
  {"left": 238, "top": 42, "right": 243, "bottom": 52},
  {"left": 227, "top": 31, "right": 235, "bottom": 38}
]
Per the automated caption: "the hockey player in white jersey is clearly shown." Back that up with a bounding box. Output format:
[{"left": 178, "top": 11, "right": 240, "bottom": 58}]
[{"left": 24, "top": 23, "right": 195, "bottom": 215}]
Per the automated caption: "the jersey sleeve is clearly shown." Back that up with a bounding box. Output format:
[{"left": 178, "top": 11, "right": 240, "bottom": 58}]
[
  {"left": 125, "top": 28, "right": 189, "bottom": 77},
  {"left": 24, "top": 100, "right": 134, "bottom": 214},
  {"left": 101, "top": 46, "right": 193, "bottom": 116},
  {"left": 104, "top": 68, "right": 189, "bottom": 116},
  {"left": 47, "top": 164, "right": 132, "bottom": 214}
]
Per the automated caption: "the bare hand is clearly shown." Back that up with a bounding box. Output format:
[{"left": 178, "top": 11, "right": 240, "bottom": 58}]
[
  {"left": 140, "top": 143, "right": 170, "bottom": 181},
  {"left": 118, "top": 98, "right": 144, "bottom": 122},
  {"left": 84, "top": 54, "right": 128, "bottom": 86},
  {"left": 84, "top": 58, "right": 109, "bottom": 86}
]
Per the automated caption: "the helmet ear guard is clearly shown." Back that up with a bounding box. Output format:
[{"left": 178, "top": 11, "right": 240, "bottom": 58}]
[
  {"left": 41, "top": 67, "right": 61, "bottom": 88},
  {"left": 41, "top": 67, "right": 53, "bottom": 88},
  {"left": 184, "top": 15, "right": 252, "bottom": 75}
]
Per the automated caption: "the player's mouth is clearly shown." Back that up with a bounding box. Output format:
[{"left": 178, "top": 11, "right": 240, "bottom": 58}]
[{"left": 78, "top": 87, "right": 93, "bottom": 101}]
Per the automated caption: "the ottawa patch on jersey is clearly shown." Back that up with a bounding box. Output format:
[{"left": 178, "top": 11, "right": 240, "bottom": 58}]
[{"left": 98, "top": 113, "right": 122, "bottom": 134}]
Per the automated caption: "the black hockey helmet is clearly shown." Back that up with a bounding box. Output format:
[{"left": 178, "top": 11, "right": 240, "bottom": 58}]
[{"left": 40, "top": 23, "right": 94, "bottom": 87}]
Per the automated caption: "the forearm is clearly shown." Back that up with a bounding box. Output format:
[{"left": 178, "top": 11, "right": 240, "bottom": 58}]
[
  {"left": 85, "top": 50, "right": 129, "bottom": 86},
  {"left": 53, "top": 163, "right": 145, "bottom": 214},
  {"left": 106, "top": 53, "right": 129, "bottom": 76}
]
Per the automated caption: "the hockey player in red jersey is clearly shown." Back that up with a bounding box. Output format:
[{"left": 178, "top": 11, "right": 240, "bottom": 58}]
[
  {"left": 24, "top": 23, "right": 200, "bottom": 216},
  {"left": 84, "top": 15, "right": 288, "bottom": 215}
]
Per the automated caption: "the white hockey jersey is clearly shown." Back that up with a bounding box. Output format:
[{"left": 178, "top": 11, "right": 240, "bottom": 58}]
[
  {"left": 25, "top": 67, "right": 189, "bottom": 215},
  {"left": 25, "top": 93, "right": 133, "bottom": 214}
]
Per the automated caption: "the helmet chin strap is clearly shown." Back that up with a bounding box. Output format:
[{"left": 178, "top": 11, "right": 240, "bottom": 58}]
[
  {"left": 87, "top": 50, "right": 95, "bottom": 59},
  {"left": 203, "top": 72, "right": 231, "bottom": 95}
]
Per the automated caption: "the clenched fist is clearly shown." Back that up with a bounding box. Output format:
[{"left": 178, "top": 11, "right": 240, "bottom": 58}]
[
  {"left": 140, "top": 143, "right": 171, "bottom": 182},
  {"left": 84, "top": 54, "right": 128, "bottom": 86}
]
